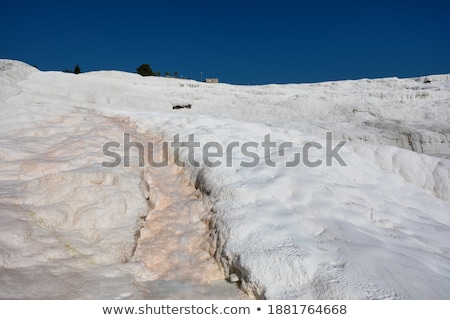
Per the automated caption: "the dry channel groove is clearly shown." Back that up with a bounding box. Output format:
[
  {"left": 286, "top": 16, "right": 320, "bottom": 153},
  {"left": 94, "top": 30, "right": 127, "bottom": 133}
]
[
  {"left": 125, "top": 126, "right": 248, "bottom": 299},
  {"left": 135, "top": 162, "right": 222, "bottom": 282}
]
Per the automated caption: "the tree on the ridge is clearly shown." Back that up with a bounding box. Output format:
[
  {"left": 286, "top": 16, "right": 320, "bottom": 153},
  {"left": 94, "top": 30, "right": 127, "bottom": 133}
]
[
  {"left": 137, "top": 64, "right": 155, "bottom": 76},
  {"left": 74, "top": 64, "right": 81, "bottom": 74}
]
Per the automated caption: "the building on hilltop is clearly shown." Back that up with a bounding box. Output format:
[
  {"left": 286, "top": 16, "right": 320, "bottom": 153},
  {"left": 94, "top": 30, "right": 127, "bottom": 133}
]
[{"left": 205, "top": 78, "right": 219, "bottom": 83}]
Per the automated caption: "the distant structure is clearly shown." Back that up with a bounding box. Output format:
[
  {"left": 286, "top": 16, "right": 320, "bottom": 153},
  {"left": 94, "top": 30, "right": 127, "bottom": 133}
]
[{"left": 205, "top": 78, "right": 219, "bottom": 83}]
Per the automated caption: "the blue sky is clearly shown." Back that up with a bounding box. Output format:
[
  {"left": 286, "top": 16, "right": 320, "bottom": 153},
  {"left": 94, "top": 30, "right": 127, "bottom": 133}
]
[{"left": 1, "top": 0, "right": 449, "bottom": 84}]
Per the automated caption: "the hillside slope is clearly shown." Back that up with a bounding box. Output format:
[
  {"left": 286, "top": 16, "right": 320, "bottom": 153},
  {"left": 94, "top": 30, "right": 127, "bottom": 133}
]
[{"left": 1, "top": 60, "right": 449, "bottom": 299}]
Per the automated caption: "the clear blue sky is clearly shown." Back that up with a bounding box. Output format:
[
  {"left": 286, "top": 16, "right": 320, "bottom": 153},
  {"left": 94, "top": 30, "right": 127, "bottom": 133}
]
[{"left": 1, "top": 0, "right": 449, "bottom": 84}]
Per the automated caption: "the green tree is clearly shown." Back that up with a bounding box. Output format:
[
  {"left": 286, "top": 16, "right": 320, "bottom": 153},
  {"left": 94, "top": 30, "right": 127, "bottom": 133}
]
[
  {"left": 174, "top": 71, "right": 178, "bottom": 78},
  {"left": 74, "top": 64, "right": 81, "bottom": 74},
  {"left": 164, "top": 71, "right": 170, "bottom": 77},
  {"left": 137, "top": 64, "right": 154, "bottom": 76}
]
